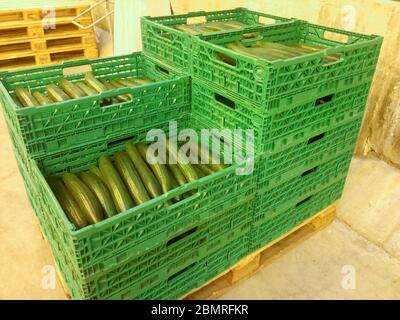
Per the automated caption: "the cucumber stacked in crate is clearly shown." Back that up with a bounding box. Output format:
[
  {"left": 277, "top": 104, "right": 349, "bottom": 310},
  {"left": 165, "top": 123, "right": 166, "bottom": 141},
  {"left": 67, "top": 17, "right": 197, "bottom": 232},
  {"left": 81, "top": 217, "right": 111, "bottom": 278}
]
[
  {"left": 0, "top": 6, "right": 384, "bottom": 300},
  {"left": 141, "top": 7, "right": 293, "bottom": 72},
  {"left": 0, "top": 5, "right": 98, "bottom": 71},
  {"left": 187, "top": 19, "right": 382, "bottom": 250},
  {"left": 0, "top": 49, "right": 255, "bottom": 298},
  {"left": 143, "top": 9, "right": 382, "bottom": 252},
  {"left": 0, "top": 52, "right": 190, "bottom": 159},
  {"left": 13, "top": 133, "right": 254, "bottom": 299}
]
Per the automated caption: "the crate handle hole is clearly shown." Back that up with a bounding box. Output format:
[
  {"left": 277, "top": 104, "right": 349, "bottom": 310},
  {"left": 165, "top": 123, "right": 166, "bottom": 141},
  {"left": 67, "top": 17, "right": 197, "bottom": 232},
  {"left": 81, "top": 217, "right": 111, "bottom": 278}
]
[
  {"left": 242, "top": 32, "right": 260, "bottom": 39},
  {"left": 259, "top": 16, "right": 276, "bottom": 25},
  {"left": 168, "top": 262, "right": 197, "bottom": 282},
  {"left": 63, "top": 64, "right": 92, "bottom": 76},
  {"left": 315, "top": 94, "right": 334, "bottom": 106},
  {"left": 217, "top": 52, "right": 237, "bottom": 66},
  {"left": 323, "top": 53, "right": 342, "bottom": 65},
  {"left": 301, "top": 166, "right": 318, "bottom": 177},
  {"left": 215, "top": 93, "right": 235, "bottom": 109},
  {"left": 155, "top": 65, "right": 169, "bottom": 75},
  {"left": 167, "top": 226, "right": 198, "bottom": 247},
  {"left": 187, "top": 16, "right": 206, "bottom": 25},
  {"left": 296, "top": 195, "right": 312, "bottom": 207},
  {"left": 307, "top": 133, "right": 325, "bottom": 144},
  {"left": 323, "top": 31, "right": 349, "bottom": 43},
  {"left": 107, "top": 136, "right": 135, "bottom": 148}
]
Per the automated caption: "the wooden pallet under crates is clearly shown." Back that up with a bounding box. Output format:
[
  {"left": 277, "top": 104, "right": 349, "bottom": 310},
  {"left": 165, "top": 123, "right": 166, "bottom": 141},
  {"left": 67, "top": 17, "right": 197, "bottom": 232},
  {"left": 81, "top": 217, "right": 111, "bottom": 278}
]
[{"left": 36, "top": 202, "right": 336, "bottom": 300}]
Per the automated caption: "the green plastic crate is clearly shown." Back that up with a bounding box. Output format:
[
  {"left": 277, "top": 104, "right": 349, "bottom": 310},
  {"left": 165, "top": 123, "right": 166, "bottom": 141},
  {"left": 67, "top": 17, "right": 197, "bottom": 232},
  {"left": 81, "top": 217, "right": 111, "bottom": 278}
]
[
  {"left": 12, "top": 119, "right": 256, "bottom": 285},
  {"left": 255, "top": 119, "right": 361, "bottom": 190},
  {"left": 191, "top": 20, "right": 382, "bottom": 108},
  {"left": 190, "top": 115, "right": 361, "bottom": 191},
  {"left": 127, "top": 236, "right": 249, "bottom": 300},
  {"left": 192, "top": 78, "right": 371, "bottom": 154},
  {"left": 27, "top": 181, "right": 252, "bottom": 299},
  {"left": 0, "top": 52, "right": 190, "bottom": 160},
  {"left": 254, "top": 152, "right": 352, "bottom": 223},
  {"left": 250, "top": 179, "right": 345, "bottom": 251},
  {"left": 141, "top": 7, "right": 292, "bottom": 71}
]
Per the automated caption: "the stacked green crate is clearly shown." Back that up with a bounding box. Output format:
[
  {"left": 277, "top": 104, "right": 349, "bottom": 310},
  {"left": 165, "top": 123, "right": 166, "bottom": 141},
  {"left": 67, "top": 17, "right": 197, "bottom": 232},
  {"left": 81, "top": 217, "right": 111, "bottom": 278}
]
[
  {"left": 0, "top": 6, "right": 384, "bottom": 300},
  {"left": 141, "top": 7, "right": 293, "bottom": 72},
  {"left": 185, "top": 15, "right": 382, "bottom": 251},
  {"left": 0, "top": 52, "right": 190, "bottom": 159},
  {"left": 6, "top": 113, "right": 255, "bottom": 299}
]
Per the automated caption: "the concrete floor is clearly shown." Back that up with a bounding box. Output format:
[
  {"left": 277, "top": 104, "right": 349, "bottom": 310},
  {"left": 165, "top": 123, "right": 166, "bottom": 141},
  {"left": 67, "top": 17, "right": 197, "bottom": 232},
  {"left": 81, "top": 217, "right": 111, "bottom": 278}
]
[{"left": 0, "top": 111, "right": 399, "bottom": 299}]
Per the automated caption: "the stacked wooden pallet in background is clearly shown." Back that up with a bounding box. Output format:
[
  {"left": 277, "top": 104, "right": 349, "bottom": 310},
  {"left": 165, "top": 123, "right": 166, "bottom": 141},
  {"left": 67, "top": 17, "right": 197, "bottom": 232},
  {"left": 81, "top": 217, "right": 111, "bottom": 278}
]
[{"left": 0, "top": 5, "right": 98, "bottom": 70}]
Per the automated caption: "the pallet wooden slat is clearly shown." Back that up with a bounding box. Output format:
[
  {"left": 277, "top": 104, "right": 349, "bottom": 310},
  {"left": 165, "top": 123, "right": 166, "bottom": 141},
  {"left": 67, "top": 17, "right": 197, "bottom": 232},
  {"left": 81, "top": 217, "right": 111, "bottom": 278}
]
[
  {"left": 0, "top": 46, "right": 98, "bottom": 71},
  {"left": 0, "top": 6, "right": 91, "bottom": 25},
  {"left": 0, "top": 5, "right": 98, "bottom": 70}
]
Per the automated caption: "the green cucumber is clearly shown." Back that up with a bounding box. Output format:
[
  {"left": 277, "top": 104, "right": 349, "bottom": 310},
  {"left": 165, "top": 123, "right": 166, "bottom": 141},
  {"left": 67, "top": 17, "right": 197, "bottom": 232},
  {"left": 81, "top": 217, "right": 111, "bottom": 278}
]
[
  {"left": 125, "top": 141, "right": 162, "bottom": 199},
  {"left": 167, "top": 167, "right": 182, "bottom": 202},
  {"left": 127, "top": 78, "right": 152, "bottom": 85},
  {"left": 115, "top": 78, "right": 140, "bottom": 87},
  {"left": 197, "top": 142, "right": 226, "bottom": 172},
  {"left": 48, "top": 177, "right": 88, "bottom": 229},
  {"left": 75, "top": 82, "right": 98, "bottom": 96},
  {"left": 85, "top": 72, "right": 107, "bottom": 93},
  {"left": 113, "top": 151, "right": 150, "bottom": 205},
  {"left": 168, "top": 164, "right": 187, "bottom": 187},
  {"left": 198, "top": 164, "right": 215, "bottom": 176},
  {"left": 100, "top": 79, "right": 131, "bottom": 102},
  {"left": 98, "top": 156, "right": 134, "bottom": 212},
  {"left": 137, "top": 143, "right": 171, "bottom": 194},
  {"left": 194, "top": 165, "right": 205, "bottom": 178},
  {"left": 15, "top": 87, "right": 39, "bottom": 107},
  {"left": 62, "top": 173, "right": 104, "bottom": 224},
  {"left": 166, "top": 139, "right": 199, "bottom": 182},
  {"left": 46, "top": 84, "right": 70, "bottom": 102},
  {"left": 89, "top": 165, "right": 106, "bottom": 184},
  {"left": 33, "top": 92, "right": 52, "bottom": 105},
  {"left": 79, "top": 171, "right": 117, "bottom": 218},
  {"left": 58, "top": 78, "right": 86, "bottom": 99}
]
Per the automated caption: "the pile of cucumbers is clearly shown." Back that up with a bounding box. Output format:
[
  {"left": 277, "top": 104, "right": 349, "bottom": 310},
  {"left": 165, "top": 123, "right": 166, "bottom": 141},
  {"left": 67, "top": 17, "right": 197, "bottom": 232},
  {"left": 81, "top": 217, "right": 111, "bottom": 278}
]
[
  {"left": 14, "top": 72, "right": 152, "bottom": 108},
  {"left": 224, "top": 40, "right": 339, "bottom": 62},
  {"left": 48, "top": 140, "right": 226, "bottom": 229}
]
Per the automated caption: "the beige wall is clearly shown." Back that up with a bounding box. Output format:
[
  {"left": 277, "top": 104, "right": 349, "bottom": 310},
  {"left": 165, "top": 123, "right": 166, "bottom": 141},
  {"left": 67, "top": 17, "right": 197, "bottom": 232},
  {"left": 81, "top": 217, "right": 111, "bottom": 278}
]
[{"left": 171, "top": 0, "right": 400, "bottom": 168}]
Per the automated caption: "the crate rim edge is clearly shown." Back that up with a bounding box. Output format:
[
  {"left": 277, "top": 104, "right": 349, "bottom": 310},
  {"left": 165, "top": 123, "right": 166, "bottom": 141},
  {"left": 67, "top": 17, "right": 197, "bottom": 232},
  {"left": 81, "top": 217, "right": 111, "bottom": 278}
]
[
  {"left": 141, "top": 7, "right": 293, "bottom": 24},
  {"left": 193, "top": 19, "right": 383, "bottom": 68},
  {"left": 0, "top": 52, "right": 190, "bottom": 115},
  {"left": 1, "top": 76, "right": 190, "bottom": 115}
]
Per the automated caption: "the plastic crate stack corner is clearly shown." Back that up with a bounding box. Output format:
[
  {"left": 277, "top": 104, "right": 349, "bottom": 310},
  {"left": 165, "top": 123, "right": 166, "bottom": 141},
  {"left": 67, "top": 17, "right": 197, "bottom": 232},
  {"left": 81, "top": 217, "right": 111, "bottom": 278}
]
[
  {"left": 141, "top": 7, "right": 382, "bottom": 276},
  {"left": 0, "top": 7, "right": 383, "bottom": 300}
]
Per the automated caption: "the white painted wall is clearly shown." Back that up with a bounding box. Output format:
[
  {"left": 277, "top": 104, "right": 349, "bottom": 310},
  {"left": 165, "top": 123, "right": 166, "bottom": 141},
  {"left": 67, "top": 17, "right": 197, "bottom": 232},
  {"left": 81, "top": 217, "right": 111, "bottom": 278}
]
[{"left": 114, "top": 0, "right": 170, "bottom": 54}]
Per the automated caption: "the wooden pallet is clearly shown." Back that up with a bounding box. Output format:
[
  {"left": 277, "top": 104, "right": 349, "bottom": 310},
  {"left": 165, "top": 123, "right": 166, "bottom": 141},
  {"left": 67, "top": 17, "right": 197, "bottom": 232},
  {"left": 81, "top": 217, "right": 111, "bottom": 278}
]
[
  {"left": 182, "top": 203, "right": 337, "bottom": 300},
  {"left": 0, "top": 17, "right": 94, "bottom": 43},
  {"left": 0, "top": 6, "right": 91, "bottom": 24},
  {"left": 0, "top": 34, "right": 97, "bottom": 58},
  {"left": 0, "top": 46, "right": 98, "bottom": 71},
  {"left": 0, "top": 5, "right": 98, "bottom": 70}
]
